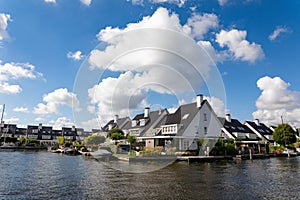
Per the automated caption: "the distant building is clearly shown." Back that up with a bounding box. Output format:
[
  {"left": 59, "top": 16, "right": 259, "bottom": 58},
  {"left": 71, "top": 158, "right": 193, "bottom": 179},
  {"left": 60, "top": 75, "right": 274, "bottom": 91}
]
[{"left": 244, "top": 119, "right": 274, "bottom": 144}]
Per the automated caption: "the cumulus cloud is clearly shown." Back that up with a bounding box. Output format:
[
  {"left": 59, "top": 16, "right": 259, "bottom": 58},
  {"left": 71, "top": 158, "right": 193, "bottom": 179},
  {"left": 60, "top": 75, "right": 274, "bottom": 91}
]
[
  {"left": 185, "top": 13, "right": 218, "bottom": 40},
  {"left": 34, "top": 88, "right": 80, "bottom": 114},
  {"left": 0, "top": 62, "right": 43, "bottom": 94},
  {"left": 5, "top": 117, "right": 19, "bottom": 124},
  {"left": 85, "top": 7, "right": 225, "bottom": 125},
  {"left": 67, "top": 51, "right": 84, "bottom": 61},
  {"left": 81, "top": 118, "right": 101, "bottom": 130},
  {"left": 149, "top": 0, "right": 186, "bottom": 7},
  {"left": 269, "top": 26, "right": 291, "bottom": 41},
  {"left": 130, "top": 0, "right": 186, "bottom": 6},
  {"left": 35, "top": 117, "right": 45, "bottom": 122},
  {"left": 253, "top": 76, "right": 300, "bottom": 127},
  {"left": 13, "top": 107, "right": 29, "bottom": 113},
  {"left": 218, "top": 0, "right": 228, "bottom": 6},
  {"left": 44, "top": 0, "right": 56, "bottom": 3},
  {"left": 80, "top": 0, "right": 92, "bottom": 6},
  {"left": 0, "top": 13, "right": 11, "bottom": 41},
  {"left": 204, "top": 96, "right": 225, "bottom": 117},
  {"left": 216, "top": 29, "right": 264, "bottom": 63},
  {"left": 49, "top": 117, "right": 75, "bottom": 130}
]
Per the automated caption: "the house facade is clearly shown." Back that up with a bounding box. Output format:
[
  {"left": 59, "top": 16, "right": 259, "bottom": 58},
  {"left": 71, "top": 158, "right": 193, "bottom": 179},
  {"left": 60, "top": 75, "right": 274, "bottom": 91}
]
[
  {"left": 132, "top": 95, "right": 223, "bottom": 153},
  {"left": 244, "top": 119, "right": 274, "bottom": 145},
  {"left": 219, "top": 114, "right": 268, "bottom": 154}
]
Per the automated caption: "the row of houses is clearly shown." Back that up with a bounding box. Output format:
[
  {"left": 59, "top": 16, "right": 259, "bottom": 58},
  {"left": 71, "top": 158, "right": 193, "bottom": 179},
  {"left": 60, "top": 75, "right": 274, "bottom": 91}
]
[
  {"left": 100, "top": 94, "right": 299, "bottom": 154},
  {"left": 0, "top": 123, "right": 97, "bottom": 144}
]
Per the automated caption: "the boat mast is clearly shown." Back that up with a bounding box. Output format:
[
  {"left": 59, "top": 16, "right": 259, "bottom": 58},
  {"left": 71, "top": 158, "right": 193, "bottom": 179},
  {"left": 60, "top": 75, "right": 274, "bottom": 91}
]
[{"left": 0, "top": 104, "right": 5, "bottom": 134}]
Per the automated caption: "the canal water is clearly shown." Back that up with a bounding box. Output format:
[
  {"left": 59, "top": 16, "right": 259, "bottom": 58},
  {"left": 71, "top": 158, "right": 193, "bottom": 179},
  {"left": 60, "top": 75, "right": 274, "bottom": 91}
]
[{"left": 0, "top": 151, "right": 299, "bottom": 199}]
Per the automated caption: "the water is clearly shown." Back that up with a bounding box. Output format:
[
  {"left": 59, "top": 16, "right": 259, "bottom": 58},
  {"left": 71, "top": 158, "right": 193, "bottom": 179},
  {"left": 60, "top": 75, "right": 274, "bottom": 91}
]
[{"left": 0, "top": 151, "right": 300, "bottom": 199}]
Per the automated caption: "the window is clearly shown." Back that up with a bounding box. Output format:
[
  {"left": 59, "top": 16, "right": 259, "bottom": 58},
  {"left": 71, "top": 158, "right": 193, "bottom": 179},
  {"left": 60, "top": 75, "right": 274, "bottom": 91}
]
[
  {"left": 140, "top": 119, "right": 146, "bottom": 126},
  {"left": 204, "top": 113, "right": 207, "bottom": 121},
  {"left": 162, "top": 125, "right": 177, "bottom": 134},
  {"left": 183, "top": 140, "right": 190, "bottom": 150},
  {"left": 204, "top": 127, "right": 207, "bottom": 135},
  {"left": 182, "top": 114, "right": 189, "bottom": 120}
]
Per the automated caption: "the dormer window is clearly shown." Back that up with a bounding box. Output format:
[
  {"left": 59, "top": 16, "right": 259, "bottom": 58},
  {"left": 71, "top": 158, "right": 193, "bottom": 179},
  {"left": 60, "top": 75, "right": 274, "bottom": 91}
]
[
  {"left": 182, "top": 114, "right": 189, "bottom": 120},
  {"left": 132, "top": 120, "right": 137, "bottom": 127},
  {"left": 140, "top": 119, "right": 146, "bottom": 126}
]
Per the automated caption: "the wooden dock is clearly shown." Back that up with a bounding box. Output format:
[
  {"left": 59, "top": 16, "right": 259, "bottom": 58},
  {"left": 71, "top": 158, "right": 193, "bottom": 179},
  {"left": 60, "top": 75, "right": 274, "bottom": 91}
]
[{"left": 177, "top": 156, "right": 232, "bottom": 163}]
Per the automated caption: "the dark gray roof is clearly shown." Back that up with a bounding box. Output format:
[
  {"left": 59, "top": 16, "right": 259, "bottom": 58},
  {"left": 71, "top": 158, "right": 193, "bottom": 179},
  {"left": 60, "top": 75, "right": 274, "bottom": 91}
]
[
  {"left": 102, "top": 117, "right": 131, "bottom": 132},
  {"left": 219, "top": 117, "right": 253, "bottom": 134},
  {"left": 158, "top": 101, "right": 210, "bottom": 137},
  {"left": 219, "top": 117, "right": 256, "bottom": 140},
  {"left": 245, "top": 121, "right": 273, "bottom": 136},
  {"left": 135, "top": 109, "right": 169, "bottom": 137},
  {"left": 132, "top": 113, "right": 147, "bottom": 121}
]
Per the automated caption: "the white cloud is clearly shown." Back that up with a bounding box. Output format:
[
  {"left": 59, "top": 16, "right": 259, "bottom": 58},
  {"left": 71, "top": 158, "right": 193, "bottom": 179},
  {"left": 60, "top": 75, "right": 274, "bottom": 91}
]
[
  {"left": 185, "top": 13, "right": 218, "bottom": 40},
  {"left": 0, "top": 13, "right": 11, "bottom": 41},
  {"left": 149, "top": 0, "right": 186, "bottom": 7},
  {"left": 0, "top": 62, "right": 43, "bottom": 94},
  {"left": 130, "top": 0, "right": 186, "bottom": 6},
  {"left": 130, "top": 0, "right": 144, "bottom": 5},
  {"left": 34, "top": 88, "right": 80, "bottom": 114},
  {"left": 218, "top": 0, "right": 228, "bottom": 6},
  {"left": 13, "top": 107, "right": 29, "bottom": 113},
  {"left": 80, "top": 0, "right": 92, "bottom": 6},
  {"left": 49, "top": 117, "right": 75, "bottom": 130},
  {"left": 44, "top": 0, "right": 56, "bottom": 3},
  {"left": 67, "top": 51, "right": 84, "bottom": 61},
  {"left": 0, "top": 83, "right": 22, "bottom": 94},
  {"left": 87, "top": 7, "right": 224, "bottom": 125},
  {"left": 35, "top": 117, "right": 45, "bottom": 122},
  {"left": 216, "top": 29, "right": 264, "bottom": 63},
  {"left": 269, "top": 26, "right": 291, "bottom": 41},
  {"left": 81, "top": 118, "right": 101, "bottom": 130},
  {"left": 204, "top": 96, "right": 225, "bottom": 117},
  {"left": 253, "top": 76, "right": 300, "bottom": 127},
  {"left": 5, "top": 117, "right": 19, "bottom": 124}
]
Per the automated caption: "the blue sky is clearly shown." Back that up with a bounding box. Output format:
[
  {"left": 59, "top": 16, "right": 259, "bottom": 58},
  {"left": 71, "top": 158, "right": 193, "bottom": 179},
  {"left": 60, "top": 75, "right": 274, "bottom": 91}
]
[{"left": 0, "top": 0, "right": 299, "bottom": 130}]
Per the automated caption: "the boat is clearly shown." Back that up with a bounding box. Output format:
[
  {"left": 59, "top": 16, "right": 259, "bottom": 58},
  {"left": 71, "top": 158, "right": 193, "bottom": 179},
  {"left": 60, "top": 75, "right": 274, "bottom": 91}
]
[{"left": 280, "top": 150, "right": 297, "bottom": 157}]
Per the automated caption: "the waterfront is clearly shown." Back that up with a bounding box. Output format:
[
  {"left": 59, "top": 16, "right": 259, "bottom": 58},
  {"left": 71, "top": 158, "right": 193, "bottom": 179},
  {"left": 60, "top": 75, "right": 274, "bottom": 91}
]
[{"left": 0, "top": 151, "right": 300, "bottom": 199}]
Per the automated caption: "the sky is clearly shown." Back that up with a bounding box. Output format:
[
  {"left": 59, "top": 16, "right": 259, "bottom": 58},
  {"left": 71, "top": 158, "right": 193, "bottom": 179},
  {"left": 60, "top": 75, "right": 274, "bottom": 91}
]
[{"left": 0, "top": 0, "right": 299, "bottom": 130}]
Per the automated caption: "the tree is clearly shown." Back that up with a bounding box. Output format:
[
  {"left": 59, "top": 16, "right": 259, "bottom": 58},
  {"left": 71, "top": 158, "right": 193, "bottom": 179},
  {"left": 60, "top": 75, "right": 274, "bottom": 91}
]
[
  {"left": 273, "top": 124, "right": 296, "bottom": 146},
  {"left": 84, "top": 135, "right": 105, "bottom": 145},
  {"left": 58, "top": 136, "right": 65, "bottom": 145},
  {"left": 127, "top": 135, "right": 136, "bottom": 149},
  {"left": 19, "top": 136, "right": 26, "bottom": 144},
  {"left": 108, "top": 128, "right": 124, "bottom": 141}
]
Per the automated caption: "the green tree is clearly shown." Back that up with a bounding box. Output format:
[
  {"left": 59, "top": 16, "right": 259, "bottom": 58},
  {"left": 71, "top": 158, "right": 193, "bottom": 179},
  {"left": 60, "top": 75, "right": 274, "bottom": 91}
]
[
  {"left": 58, "top": 136, "right": 65, "bottom": 145},
  {"left": 273, "top": 124, "right": 296, "bottom": 146},
  {"left": 19, "top": 136, "right": 26, "bottom": 144},
  {"left": 108, "top": 128, "right": 124, "bottom": 141},
  {"left": 84, "top": 135, "right": 105, "bottom": 145},
  {"left": 127, "top": 135, "right": 136, "bottom": 149}
]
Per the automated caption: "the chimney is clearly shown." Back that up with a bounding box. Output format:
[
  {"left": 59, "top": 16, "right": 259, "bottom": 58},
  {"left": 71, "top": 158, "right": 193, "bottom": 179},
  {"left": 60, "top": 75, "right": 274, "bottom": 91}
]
[
  {"left": 38, "top": 123, "right": 42, "bottom": 131},
  {"left": 225, "top": 113, "right": 231, "bottom": 122},
  {"left": 114, "top": 115, "right": 119, "bottom": 123},
  {"left": 108, "top": 124, "right": 113, "bottom": 130},
  {"left": 144, "top": 107, "right": 150, "bottom": 118},
  {"left": 72, "top": 125, "right": 76, "bottom": 132},
  {"left": 196, "top": 94, "right": 203, "bottom": 108},
  {"left": 254, "top": 119, "right": 260, "bottom": 126}
]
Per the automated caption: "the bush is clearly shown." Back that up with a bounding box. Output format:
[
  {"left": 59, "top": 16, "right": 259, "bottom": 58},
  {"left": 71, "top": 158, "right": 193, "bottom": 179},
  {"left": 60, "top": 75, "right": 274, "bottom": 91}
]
[
  {"left": 225, "top": 144, "right": 236, "bottom": 155},
  {"left": 84, "top": 135, "right": 105, "bottom": 145}
]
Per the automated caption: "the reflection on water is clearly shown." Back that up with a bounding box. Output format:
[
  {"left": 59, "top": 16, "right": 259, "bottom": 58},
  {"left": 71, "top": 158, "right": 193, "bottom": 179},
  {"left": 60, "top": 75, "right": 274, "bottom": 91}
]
[{"left": 0, "top": 151, "right": 300, "bottom": 199}]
